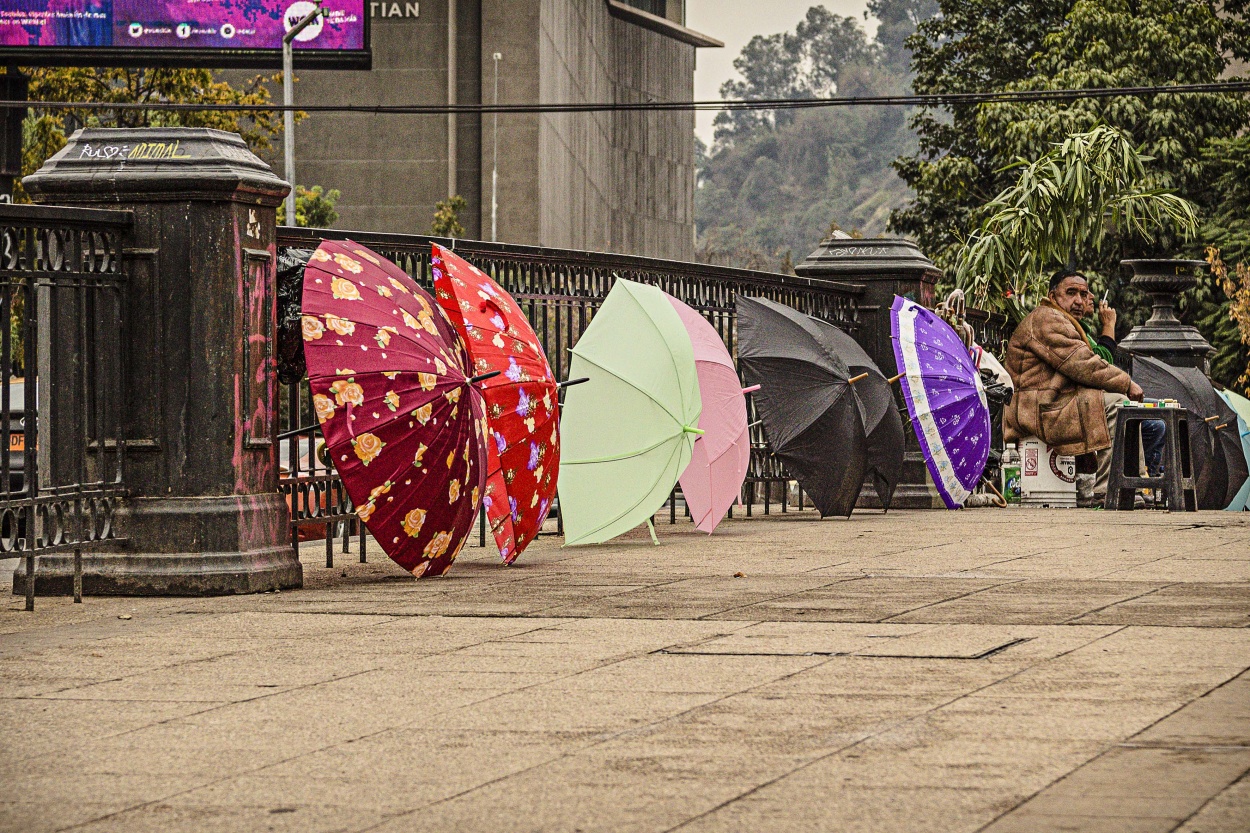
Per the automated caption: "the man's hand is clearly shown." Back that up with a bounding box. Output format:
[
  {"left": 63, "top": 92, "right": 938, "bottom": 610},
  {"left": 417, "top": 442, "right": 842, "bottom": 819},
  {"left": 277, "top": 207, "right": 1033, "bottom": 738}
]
[
  {"left": 1098, "top": 301, "right": 1117, "bottom": 337},
  {"left": 1128, "top": 381, "right": 1144, "bottom": 402}
]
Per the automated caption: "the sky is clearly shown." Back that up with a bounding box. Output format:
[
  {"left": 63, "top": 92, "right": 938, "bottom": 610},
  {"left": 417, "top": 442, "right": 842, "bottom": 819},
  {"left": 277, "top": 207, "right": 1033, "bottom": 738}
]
[{"left": 685, "top": 0, "right": 873, "bottom": 145}]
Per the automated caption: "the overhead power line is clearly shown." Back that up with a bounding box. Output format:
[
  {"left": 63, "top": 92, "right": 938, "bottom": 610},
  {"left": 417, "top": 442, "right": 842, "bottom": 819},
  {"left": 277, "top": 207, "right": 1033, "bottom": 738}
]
[{"left": 1, "top": 80, "right": 1249, "bottom": 116}]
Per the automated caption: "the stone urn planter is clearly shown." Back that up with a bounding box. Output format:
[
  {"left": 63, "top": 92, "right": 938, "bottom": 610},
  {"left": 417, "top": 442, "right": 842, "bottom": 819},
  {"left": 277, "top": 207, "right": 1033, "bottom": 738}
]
[{"left": 1117, "top": 258, "right": 1214, "bottom": 371}]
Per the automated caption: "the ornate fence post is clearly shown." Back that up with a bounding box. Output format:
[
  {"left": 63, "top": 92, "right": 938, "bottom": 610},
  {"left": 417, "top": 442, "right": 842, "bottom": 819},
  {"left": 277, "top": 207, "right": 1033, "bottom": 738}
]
[
  {"left": 795, "top": 235, "right": 946, "bottom": 509},
  {"left": 23, "top": 127, "right": 301, "bottom": 595}
]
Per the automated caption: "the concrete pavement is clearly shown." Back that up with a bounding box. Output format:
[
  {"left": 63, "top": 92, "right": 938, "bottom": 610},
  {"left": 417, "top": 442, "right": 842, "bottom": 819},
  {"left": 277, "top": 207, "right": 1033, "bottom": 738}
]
[{"left": 1, "top": 506, "right": 1248, "bottom": 832}]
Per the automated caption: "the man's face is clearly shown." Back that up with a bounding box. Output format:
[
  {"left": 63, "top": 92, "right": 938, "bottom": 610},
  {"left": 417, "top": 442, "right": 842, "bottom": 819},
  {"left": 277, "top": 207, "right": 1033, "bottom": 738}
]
[{"left": 1050, "top": 276, "right": 1092, "bottom": 317}]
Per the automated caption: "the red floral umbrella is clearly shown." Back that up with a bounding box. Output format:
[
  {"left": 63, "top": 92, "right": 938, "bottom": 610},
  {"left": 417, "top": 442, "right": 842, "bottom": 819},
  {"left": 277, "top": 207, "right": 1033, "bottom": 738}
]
[
  {"left": 302, "top": 239, "right": 488, "bottom": 577},
  {"left": 431, "top": 244, "right": 559, "bottom": 563}
]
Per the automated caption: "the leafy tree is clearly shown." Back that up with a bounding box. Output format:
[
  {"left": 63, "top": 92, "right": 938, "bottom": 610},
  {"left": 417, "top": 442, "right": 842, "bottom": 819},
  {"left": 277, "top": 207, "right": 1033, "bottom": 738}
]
[
  {"left": 890, "top": 0, "right": 1075, "bottom": 267},
  {"left": 277, "top": 185, "right": 341, "bottom": 228},
  {"left": 868, "top": 0, "right": 939, "bottom": 70},
  {"left": 895, "top": 0, "right": 1250, "bottom": 390},
  {"left": 1191, "top": 135, "right": 1250, "bottom": 394},
  {"left": 16, "top": 67, "right": 284, "bottom": 201},
  {"left": 432, "top": 195, "right": 467, "bottom": 238},
  {"left": 698, "top": 3, "right": 934, "bottom": 264},
  {"left": 955, "top": 125, "right": 1198, "bottom": 314},
  {"left": 973, "top": 1, "right": 1247, "bottom": 238},
  {"left": 713, "top": 5, "right": 877, "bottom": 147},
  {"left": 695, "top": 229, "right": 777, "bottom": 271},
  {"left": 1198, "top": 246, "right": 1250, "bottom": 395},
  {"left": 896, "top": 0, "right": 1249, "bottom": 271}
]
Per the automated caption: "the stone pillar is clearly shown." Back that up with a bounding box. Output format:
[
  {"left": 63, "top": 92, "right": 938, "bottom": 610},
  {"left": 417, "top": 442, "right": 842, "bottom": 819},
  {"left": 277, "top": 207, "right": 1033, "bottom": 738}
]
[
  {"left": 1118, "top": 259, "right": 1214, "bottom": 372},
  {"left": 795, "top": 235, "right": 945, "bottom": 508},
  {"left": 20, "top": 127, "right": 301, "bottom": 595}
]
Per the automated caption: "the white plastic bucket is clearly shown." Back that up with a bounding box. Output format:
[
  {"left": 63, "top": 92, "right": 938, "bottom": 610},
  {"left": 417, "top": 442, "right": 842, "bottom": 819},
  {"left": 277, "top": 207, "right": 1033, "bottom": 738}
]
[{"left": 1020, "top": 438, "right": 1077, "bottom": 508}]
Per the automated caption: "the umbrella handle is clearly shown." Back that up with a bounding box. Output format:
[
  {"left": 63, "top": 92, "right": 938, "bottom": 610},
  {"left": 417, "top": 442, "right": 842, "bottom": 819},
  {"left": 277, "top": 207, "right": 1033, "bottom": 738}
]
[
  {"left": 558, "top": 377, "right": 590, "bottom": 389},
  {"left": 741, "top": 384, "right": 761, "bottom": 394},
  {"left": 980, "top": 476, "right": 1008, "bottom": 509},
  {"left": 1205, "top": 415, "right": 1220, "bottom": 423},
  {"left": 683, "top": 425, "right": 706, "bottom": 435},
  {"left": 847, "top": 373, "right": 869, "bottom": 385},
  {"left": 470, "top": 370, "right": 502, "bottom": 385},
  {"left": 888, "top": 372, "right": 905, "bottom": 384}
]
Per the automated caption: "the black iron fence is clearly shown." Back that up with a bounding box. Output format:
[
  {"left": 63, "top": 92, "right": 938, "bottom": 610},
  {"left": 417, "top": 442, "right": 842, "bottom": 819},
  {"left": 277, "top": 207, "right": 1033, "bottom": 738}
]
[
  {"left": 0, "top": 204, "right": 128, "bottom": 610},
  {"left": 276, "top": 228, "right": 867, "bottom": 538}
]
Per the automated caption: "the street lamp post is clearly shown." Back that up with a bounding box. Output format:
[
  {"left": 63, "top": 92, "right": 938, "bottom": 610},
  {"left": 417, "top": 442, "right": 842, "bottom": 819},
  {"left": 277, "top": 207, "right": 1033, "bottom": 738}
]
[
  {"left": 491, "top": 52, "right": 501, "bottom": 242},
  {"left": 283, "top": 2, "right": 324, "bottom": 226}
]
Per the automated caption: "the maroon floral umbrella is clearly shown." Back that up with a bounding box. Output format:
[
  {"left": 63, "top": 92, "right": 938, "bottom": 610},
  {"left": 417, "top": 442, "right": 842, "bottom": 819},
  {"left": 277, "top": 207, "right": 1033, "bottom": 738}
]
[{"left": 301, "top": 240, "right": 488, "bottom": 577}]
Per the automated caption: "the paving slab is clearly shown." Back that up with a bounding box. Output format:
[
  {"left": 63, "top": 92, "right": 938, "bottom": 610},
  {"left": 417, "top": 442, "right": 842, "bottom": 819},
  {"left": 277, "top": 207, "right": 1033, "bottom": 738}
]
[{"left": 0, "top": 507, "right": 1248, "bottom": 832}]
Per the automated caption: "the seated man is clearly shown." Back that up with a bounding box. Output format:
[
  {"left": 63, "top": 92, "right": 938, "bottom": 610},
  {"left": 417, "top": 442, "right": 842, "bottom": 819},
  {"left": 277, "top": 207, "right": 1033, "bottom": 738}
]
[
  {"left": 1003, "top": 270, "right": 1145, "bottom": 505},
  {"left": 1083, "top": 288, "right": 1166, "bottom": 478}
]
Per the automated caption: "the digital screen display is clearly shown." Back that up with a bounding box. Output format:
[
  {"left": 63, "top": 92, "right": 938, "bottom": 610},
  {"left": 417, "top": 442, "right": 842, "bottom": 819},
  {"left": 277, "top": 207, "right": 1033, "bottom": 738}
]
[{"left": 0, "top": 1, "right": 370, "bottom": 67}]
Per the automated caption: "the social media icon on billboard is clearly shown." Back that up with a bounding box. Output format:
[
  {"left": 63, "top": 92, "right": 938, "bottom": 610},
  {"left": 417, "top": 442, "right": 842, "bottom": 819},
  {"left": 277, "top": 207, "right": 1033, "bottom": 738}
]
[
  {"left": 219, "top": 23, "right": 236, "bottom": 39},
  {"left": 176, "top": 23, "right": 191, "bottom": 39},
  {"left": 128, "top": 23, "right": 143, "bottom": 39}
]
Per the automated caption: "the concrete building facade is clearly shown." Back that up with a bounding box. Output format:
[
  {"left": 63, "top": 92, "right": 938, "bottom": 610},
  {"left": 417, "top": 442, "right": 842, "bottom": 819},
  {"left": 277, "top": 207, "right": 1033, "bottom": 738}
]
[{"left": 286, "top": 0, "right": 719, "bottom": 260}]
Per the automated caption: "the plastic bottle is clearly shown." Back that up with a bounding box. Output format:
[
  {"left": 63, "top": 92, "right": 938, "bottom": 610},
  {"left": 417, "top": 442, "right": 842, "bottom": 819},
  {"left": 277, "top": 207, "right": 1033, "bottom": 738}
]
[{"left": 1002, "top": 443, "right": 1022, "bottom": 505}]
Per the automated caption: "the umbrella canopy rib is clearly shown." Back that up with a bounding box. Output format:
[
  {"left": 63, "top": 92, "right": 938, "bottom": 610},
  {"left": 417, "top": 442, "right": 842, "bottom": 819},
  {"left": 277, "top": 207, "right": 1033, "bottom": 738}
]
[{"left": 567, "top": 349, "right": 692, "bottom": 435}]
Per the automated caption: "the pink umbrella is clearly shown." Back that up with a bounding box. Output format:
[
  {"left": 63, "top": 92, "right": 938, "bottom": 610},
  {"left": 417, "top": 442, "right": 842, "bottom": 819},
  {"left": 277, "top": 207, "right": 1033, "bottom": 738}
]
[{"left": 666, "top": 295, "right": 754, "bottom": 533}]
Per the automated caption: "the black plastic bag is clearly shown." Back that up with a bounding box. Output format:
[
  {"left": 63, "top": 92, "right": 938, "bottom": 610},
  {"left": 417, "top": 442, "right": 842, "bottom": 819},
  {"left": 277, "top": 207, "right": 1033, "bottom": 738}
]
[
  {"left": 980, "top": 367, "right": 1013, "bottom": 408},
  {"left": 276, "top": 248, "right": 314, "bottom": 384}
]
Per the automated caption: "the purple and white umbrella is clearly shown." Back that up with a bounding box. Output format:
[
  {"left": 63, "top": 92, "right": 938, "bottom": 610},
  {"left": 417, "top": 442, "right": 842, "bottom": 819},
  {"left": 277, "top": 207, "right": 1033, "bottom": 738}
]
[{"left": 890, "top": 296, "right": 990, "bottom": 509}]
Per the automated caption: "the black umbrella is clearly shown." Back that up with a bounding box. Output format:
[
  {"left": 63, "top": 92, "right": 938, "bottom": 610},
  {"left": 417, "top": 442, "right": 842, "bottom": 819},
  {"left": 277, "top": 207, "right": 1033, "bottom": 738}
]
[
  {"left": 807, "top": 316, "right": 905, "bottom": 509},
  {"left": 736, "top": 296, "right": 869, "bottom": 518},
  {"left": 1133, "top": 355, "right": 1249, "bottom": 509}
]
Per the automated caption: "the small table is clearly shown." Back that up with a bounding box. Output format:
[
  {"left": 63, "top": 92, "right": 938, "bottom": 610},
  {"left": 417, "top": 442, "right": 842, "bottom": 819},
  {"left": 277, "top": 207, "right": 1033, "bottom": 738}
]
[{"left": 1105, "top": 405, "right": 1197, "bottom": 511}]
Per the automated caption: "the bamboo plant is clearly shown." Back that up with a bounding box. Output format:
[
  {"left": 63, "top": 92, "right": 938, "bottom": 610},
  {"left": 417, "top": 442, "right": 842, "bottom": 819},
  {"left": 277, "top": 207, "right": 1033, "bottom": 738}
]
[{"left": 954, "top": 125, "right": 1199, "bottom": 315}]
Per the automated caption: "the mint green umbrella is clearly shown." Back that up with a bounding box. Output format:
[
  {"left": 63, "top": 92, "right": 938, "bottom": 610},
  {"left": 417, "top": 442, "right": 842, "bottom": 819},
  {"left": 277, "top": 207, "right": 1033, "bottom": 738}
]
[
  {"left": 558, "top": 279, "right": 702, "bottom": 545},
  {"left": 1218, "top": 389, "right": 1250, "bottom": 512}
]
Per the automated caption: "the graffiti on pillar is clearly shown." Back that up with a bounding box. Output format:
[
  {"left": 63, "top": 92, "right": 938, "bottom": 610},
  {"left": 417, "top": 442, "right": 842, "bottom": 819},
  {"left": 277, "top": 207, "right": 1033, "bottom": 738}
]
[
  {"left": 76, "top": 140, "right": 195, "bottom": 163},
  {"left": 242, "top": 247, "right": 276, "bottom": 448}
]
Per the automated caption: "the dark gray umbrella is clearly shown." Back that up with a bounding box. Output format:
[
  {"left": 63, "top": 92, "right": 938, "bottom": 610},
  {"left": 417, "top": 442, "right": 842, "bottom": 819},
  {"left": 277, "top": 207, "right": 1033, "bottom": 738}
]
[
  {"left": 1133, "top": 355, "right": 1249, "bottom": 509},
  {"left": 807, "top": 316, "right": 905, "bottom": 509},
  {"left": 736, "top": 296, "right": 873, "bottom": 517}
]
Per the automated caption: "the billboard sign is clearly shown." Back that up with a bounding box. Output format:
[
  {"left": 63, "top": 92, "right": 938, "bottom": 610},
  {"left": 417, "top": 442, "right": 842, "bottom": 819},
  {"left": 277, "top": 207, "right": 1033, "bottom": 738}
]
[{"left": 0, "top": 1, "right": 370, "bottom": 68}]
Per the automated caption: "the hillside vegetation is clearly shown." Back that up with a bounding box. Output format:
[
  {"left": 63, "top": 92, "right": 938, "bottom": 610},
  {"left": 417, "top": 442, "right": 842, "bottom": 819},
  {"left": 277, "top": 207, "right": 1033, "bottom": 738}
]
[{"left": 696, "top": 1, "right": 936, "bottom": 269}]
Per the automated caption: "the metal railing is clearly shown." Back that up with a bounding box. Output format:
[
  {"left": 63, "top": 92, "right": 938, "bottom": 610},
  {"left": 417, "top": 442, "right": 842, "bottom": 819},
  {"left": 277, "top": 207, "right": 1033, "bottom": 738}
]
[
  {"left": 0, "top": 204, "right": 128, "bottom": 609},
  {"left": 277, "top": 417, "right": 365, "bottom": 568},
  {"left": 276, "top": 228, "right": 866, "bottom": 538}
]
